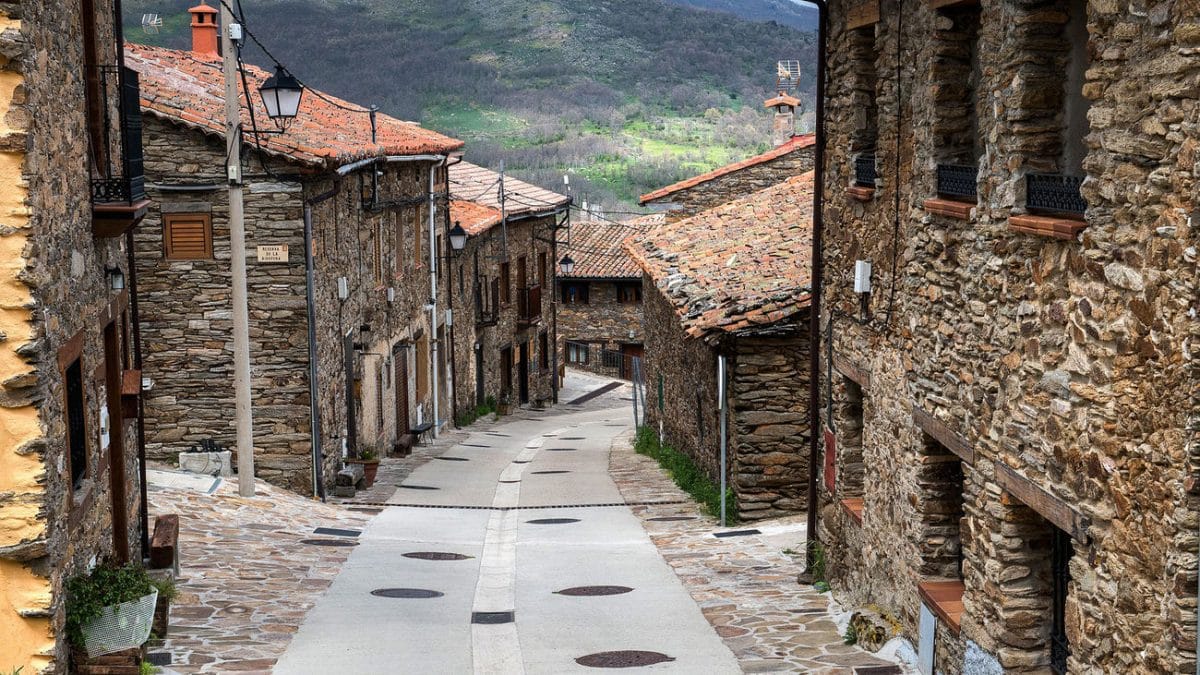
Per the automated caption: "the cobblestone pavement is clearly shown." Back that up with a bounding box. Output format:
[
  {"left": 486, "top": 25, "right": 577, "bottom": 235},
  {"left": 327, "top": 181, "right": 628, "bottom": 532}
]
[{"left": 609, "top": 432, "right": 916, "bottom": 674}]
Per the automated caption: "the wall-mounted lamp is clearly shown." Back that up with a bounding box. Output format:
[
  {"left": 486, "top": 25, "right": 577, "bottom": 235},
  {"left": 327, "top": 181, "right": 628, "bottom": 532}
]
[
  {"left": 387, "top": 287, "right": 396, "bottom": 304},
  {"left": 258, "top": 66, "right": 304, "bottom": 132},
  {"left": 106, "top": 266, "right": 126, "bottom": 291},
  {"left": 559, "top": 255, "right": 576, "bottom": 275},
  {"left": 337, "top": 276, "right": 349, "bottom": 300},
  {"left": 854, "top": 260, "right": 872, "bottom": 321},
  {"left": 448, "top": 221, "right": 467, "bottom": 252}
]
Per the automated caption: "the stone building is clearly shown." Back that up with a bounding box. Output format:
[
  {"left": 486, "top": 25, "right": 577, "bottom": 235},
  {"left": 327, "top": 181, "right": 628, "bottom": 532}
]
[
  {"left": 558, "top": 216, "right": 656, "bottom": 379},
  {"left": 627, "top": 173, "right": 815, "bottom": 521},
  {"left": 0, "top": 1, "right": 150, "bottom": 670},
  {"left": 817, "top": 1, "right": 1198, "bottom": 673},
  {"left": 127, "top": 10, "right": 463, "bottom": 495},
  {"left": 446, "top": 161, "right": 567, "bottom": 415},
  {"left": 639, "top": 134, "right": 815, "bottom": 220}
]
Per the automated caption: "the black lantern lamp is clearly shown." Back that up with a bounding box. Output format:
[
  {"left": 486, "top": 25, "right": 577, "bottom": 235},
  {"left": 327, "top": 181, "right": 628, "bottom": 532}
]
[
  {"left": 106, "top": 266, "right": 126, "bottom": 291},
  {"left": 259, "top": 66, "right": 304, "bottom": 131},
  {"left": 559, "top": 255, "right": 576, "bottom": 275},
  {"left": 448, "top": 221, "right": 468, "bottom": 252}
]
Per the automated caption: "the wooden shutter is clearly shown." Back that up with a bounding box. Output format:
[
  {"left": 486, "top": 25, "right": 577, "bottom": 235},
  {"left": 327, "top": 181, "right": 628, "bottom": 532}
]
[{"left": 164, "top": 213, "right": 213, "bottom": 260}]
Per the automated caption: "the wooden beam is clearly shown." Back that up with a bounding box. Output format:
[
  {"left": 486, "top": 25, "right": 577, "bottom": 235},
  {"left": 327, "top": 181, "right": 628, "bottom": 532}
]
[
  {"left": 912, "top": 406, "right": 974, "bottom": 465},
  {"left": 995, "top": 463, "right": 1090, "bottom": 544},
  {"left": 833, "top": 353, "right": 871, "bottom": 388},
  {"left": 846, "top": 0, "right": 880, "bottom": 30}
]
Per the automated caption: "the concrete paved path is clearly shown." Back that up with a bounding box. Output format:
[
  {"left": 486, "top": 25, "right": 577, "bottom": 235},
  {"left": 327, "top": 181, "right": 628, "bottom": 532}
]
[{"left": 274, "top": 396, "right": 741, "bottom": 674}]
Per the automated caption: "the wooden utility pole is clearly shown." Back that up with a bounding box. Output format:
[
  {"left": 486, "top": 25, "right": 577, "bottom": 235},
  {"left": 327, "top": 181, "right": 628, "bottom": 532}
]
[{"left": 220, "top": 4, "right": 256, "bottom": 496}]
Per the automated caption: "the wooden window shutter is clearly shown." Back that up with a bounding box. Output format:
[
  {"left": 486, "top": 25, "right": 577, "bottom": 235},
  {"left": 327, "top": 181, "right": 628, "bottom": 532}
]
[{"left": 164, "top": 213, "right": 213, "bottom": 260}]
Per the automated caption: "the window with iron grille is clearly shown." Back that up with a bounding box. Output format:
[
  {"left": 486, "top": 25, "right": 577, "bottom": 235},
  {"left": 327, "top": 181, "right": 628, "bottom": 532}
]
[
  {"left": 65, "top": 357, "right": 88, "bottom": 492},
  {"left": 931, "top": 4, "right": 983, "bottom": 203}
]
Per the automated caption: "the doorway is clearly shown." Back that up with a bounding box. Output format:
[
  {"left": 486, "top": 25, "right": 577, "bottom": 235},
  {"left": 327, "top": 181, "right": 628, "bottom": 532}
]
[
  {"left": 518, "top": 342, "right": 530, "bottom": 405},
  {"left": 103, "top": 320, "right": 129, "bottom": 563},
  {"left": 620, "top": 343, "right": 644, "bottom": 381},
  {"left": 394, "top": 344, "right": 409, "bottom": 437},
  {"left": 343, "top": 331, "right": 357, "bottom": 455},
  {"left": 475, "top": 345, "right": 485, "bottom": 407}
]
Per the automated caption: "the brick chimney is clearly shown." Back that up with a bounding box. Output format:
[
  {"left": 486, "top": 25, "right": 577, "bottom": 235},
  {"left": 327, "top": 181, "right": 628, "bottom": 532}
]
[
  {"left": 764, "top": 92, "right": 801, "bottom": 147},
  {"left": 189, "top": 2, "right": 220, "bottom": 56}
]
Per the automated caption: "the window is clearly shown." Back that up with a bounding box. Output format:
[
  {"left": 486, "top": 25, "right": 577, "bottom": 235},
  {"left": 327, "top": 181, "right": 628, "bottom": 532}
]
[
  {"left": 567, "top": 342, "right": 588, "bottom": 364},
  {"left": 413, "top": 208, "right": 423, "bottom": 267},
  {"left": 539, "top": 332, "right": 549, "bottom": 370},
  {"left": 538, "top": 251, "right": 547, "bottom": 287},
  {"left": 517, "top": 256, "right": 527, "bottom": 288},
  {"left": 65, "top": 357, "right": 88, "bottom": 492},
  {"left": 373, "top": 217, "right": 384, "bottom": 286},
  {"left": 617, "top": 282, "right": 642, "bottom": 304},
  {"left": 394, "top": 211, "right": 405, "bottom": 276},
  {"left": 415, "top": 335, "right": 429, "bottom": 401},
  {"left": 836, "top": 378, "right": 866, "bottom": 521},
  {"left": 500, "top": 262, "right": 511, "bottom": 304},
  {"left": 931, "top": 4, "right": 983, "bottom": 203},
  {"left": 561, "top": 282, "right": 589, "bottom": 304},
  {"left": 163, "top": 213, "right": 213, "bottom": 260},
  {"left": 81, "top": 0, "right": 106, "bottom": 171},
  {"left": 602, "top": 349, "right": 621, "bottom": 369},
  {"left": 849, "top": 22, "right": 879, "bottom": 189},
  {"left": 501, "top": 346, "right": 513, "bottom": 392}
]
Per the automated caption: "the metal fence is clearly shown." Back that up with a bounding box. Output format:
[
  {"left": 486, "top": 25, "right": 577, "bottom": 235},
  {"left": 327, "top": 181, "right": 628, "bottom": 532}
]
[{"left": 564, "top": 341, "right": 645, "bottom": 425}]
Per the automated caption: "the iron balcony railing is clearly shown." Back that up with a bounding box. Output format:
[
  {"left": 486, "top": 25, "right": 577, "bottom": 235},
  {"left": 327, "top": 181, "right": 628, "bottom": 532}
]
[
  {"left": 475, "top": 280, "right": 499, "bottom": 327},
  {"left": 1026, "top": 173, "right": 1086, "bottom": 216},
  {"left": 90, "top": 65, "right": 146, "bottom": 205},
  {"left": 854, "top": 153, "right": 877, "bottom": 188},
  {"left": 936, "top": 163, "right": 978, "bottom": 202},
  {"left": 517, "top": 285, "right": 542, "bottom": 327}
]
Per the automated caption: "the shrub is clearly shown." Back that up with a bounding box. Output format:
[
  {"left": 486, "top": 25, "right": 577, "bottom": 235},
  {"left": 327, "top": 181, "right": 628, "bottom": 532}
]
[
  {"left": 634, "top": 427, "right": 737, "bottom": 524},
  {"left": 66, "top": 564, "right": 158, "bottom": 648}
]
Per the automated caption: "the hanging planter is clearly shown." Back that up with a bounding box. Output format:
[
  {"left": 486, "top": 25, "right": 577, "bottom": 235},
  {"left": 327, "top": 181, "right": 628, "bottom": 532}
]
[{"left": 67, "top": 564, "right": 167, "bottom": 659}]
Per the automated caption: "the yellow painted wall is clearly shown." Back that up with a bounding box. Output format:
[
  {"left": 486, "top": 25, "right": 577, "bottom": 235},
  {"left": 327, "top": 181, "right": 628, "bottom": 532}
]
[{"left": 0, "top": 11, "right": 54, "bottom": 673}]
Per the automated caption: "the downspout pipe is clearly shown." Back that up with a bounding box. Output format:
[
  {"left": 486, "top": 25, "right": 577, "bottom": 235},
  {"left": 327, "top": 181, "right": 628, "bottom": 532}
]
[
  {"left": 804, "top": 0, "right": 829, "bottom": 581},
  {"left": 428, "top": 156, "right": 448, "bottom": 438},
  {"left": 335, "top": 154, "right": 446, "bottom": 177},
  {"left": 304, "top": 183, "right": 340, "bottom": 500}
]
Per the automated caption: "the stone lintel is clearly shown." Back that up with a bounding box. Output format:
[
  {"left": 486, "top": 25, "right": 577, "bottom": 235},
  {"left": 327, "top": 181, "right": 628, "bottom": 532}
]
[
  {"left": 995, "top": 463, "right": 1090, "bottom": 543},
  {"left": 1008, "top": 214, "right": 1087, "bottom": 240},
  {"left": 922, "top": 198, "right": 975, "bottom": 221},
  {"left": 833, "top": 353, "right": 870, "bottom": 388},
  {"left": 912, "top": 406, "right": 974, "bottom": 465}
]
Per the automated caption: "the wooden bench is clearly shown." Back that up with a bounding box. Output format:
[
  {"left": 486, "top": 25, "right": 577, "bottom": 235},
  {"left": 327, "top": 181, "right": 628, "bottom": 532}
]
[
  {"left": 149, "top": 514, "right": 179, "bottom": 571},
  {"left": 410, "top": 422, "right": 434, "bottom": 446}
]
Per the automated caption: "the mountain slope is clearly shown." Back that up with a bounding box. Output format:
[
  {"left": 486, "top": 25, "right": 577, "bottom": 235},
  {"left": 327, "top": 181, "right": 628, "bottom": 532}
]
[
  {"left": 665, "top": 0, "right": 818, "bottom": 31},
  {"left": 123, "top": 0, "right": 815, "bottom": 208}
]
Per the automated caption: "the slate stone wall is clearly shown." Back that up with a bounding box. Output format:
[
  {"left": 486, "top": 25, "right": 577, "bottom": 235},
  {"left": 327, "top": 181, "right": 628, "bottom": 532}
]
[
  {"left": 558, "top": 279, "right": 643, "bottom": 377},
  {"left": 819, "top": 1, "right": 1199, "bottom": 673},
  {"left": 644, "top": 146, "right": 814, "bottom": 220}
]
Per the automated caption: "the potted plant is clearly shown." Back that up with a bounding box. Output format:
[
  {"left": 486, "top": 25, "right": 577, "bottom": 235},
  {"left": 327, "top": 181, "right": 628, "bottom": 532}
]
[
  {"left": 67, "top": 564, "right": 160, "bottom": 659},
  {"left": 497, "top": 391, "right": 514, "bottom": 416},
  {"left": 346, "top": 445, "right": 381, "bottom": 488}
]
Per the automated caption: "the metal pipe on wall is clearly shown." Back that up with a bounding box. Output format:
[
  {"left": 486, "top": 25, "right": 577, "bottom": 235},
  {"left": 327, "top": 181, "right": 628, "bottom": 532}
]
[
  {"left": 428, "top": 156, "right": 447, "bottom": 438},
  {"left": 303, "top": 183, "right": 339, "bottom": 501}
]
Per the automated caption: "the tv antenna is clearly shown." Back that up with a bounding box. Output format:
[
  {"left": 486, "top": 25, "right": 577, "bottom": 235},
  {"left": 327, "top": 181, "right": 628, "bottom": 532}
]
[
  {"left": 776, "top": 60, "right": 801, "bottom": 94},
  {"left": 141, "top": 13, "right": 163, "bottom": 34}
]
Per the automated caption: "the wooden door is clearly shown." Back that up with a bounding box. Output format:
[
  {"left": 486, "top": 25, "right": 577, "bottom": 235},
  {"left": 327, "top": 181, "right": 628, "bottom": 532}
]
[
  {"left": 395, "top": 347, "right": 409, "bottom": 434},
  {"left": 344, "top": 331, "right": 357, "bottom": 454},
  {"left": 620, "top": 344, "right": 644, "bottom": 381},
  {"left": 103, "top": 321, "right": 129, "bottom": 563},
  {"left": 518, "top": 342, "right": 530, "bottom": 404}
]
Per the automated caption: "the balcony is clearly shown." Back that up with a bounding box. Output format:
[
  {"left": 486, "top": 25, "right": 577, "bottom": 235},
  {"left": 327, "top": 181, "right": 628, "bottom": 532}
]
[
  {"left": 91, "top": 66, "right": 150, "bottom": 238},
  {"left": 475, "top": 280, "right": 499, "bottom": 327},
  {"left": 1026, "top": 173, "right": 1086, "bottom": 217},
  {"left": 516, "top": 284, "right": 542, "bottom": 328}
]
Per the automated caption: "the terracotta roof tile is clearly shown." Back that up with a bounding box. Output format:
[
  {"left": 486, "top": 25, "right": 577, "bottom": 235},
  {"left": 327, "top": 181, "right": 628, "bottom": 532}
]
[
  {"left": 450, "top": 200, "right": 502, "bottom": 236},
  {"left": 125, "top": 43, "right": 463, "bottom": 167},
  {"left": 561, "top": 214, "right": 662, "bottom": 280},
  {"left": 638, "top": 134, "right": 815, "bottom": 205},
  {"left": 449, "top": 161, "right": 570, "bottom": 225},
  {"left": 626, "top": 172, "right": 815, "bottom": 339}
]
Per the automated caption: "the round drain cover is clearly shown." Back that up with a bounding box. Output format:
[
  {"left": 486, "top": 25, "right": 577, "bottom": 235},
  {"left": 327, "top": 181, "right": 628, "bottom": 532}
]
[
  {"left": 300, "top": 539, "right": 358, "bottom": 547},
  {"left": 576, "top": 651, "right": 675, "bottom": 668},
  {"left": 532, "top": 470, "right": 570, "bottom": 475},
  {"left": 647, "top": 516, "right": 697, "bottom": 522},
  {"left": 555, "top": 586, "right": 633, "bottom": 597},
  {"left": 402, "top": 552, "right": 473, "bottom": 561},
  {"left": 370, "top": 588, "right": 444, "bottom": 599},
  {"left": 436, "top": 456, "right": 470, "bottom": 462},
  {"left": 526, "top": 518, "right": 580, "bottom": 525},
  {"left": 397, "top": 485, "right": 439, "bottom": 490}
]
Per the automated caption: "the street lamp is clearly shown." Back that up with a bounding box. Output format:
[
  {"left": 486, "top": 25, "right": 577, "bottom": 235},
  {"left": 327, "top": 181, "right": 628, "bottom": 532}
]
[
  {"left": 448, "top": 221, "right": 467, "bottom": 252},
  {"left": 259, "top": 66, "right": 304, "bottom": 130},
  {"left": 559, "top": 255, "right": 575, "bottom": 275}
]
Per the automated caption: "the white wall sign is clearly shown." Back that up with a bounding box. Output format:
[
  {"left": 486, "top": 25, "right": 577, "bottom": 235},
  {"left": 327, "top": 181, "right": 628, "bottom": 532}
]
[{"left": 256, "top": 244, "right": 289, "bottom": 263}]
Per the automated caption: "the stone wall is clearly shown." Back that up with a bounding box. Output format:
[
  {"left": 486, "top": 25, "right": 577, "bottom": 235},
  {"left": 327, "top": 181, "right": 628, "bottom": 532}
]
[
  {"left": 644, "top": 145, "right": 814, "bottom": 220},
  {"left": 558, "top": 279, "right": 643, "bottom": 377},
  {"left": 729, "top": 331, "right": 810, "bottom": 521},
  {"left": 448, "top": 213, "right": 557, "bottom": 418},
  {"left": 0, "top": 2, "right": 145, "bottom": 671},
  {"left": 819, "top": 1, "right": 1199, "bottom": 673}
]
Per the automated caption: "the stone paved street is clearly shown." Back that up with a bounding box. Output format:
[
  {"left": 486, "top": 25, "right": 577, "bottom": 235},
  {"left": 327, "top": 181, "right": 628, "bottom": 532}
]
[{"left": 146, "top": 374, "right": 913, "bottom": 673}]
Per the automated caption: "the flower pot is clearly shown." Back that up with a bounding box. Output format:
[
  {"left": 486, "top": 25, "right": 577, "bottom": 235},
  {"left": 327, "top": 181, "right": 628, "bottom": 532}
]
[
  {"left": 82, "top": 588, "right": 158, "bottom": 657},
  {"left": 346, "top": 459, "right": 380, "bottom": 488}
]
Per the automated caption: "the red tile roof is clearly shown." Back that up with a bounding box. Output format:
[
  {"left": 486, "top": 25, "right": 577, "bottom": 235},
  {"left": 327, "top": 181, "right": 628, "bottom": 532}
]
[
  {"left": 449, "top": 161, "right": 571, "bottom": 225},
  {"left": 561, "top": 214, "right": 662, "bottom": 280},
  {"left": 764, "top": 93, "right": 802, "bottom": 109},
  {"left": 125, "top": 43, "right": 464, "bottom": 167},
  {"left": 626, "top": 172, "right": 815, "bottom": 339},
  {"left": 638, "top": 134, "right": 816, "bottom": 205},
  {"left": 450, "top": 200, "right": 502, "bottom": 236}
]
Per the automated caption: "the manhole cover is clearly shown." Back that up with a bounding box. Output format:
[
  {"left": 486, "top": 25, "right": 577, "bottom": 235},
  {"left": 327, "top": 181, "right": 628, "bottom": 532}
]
[
  {"left": 436, "top": 456, "right": 470, "bottom": 462},
  {"left": 472, "top": 611, "right": 515, "bottom": 624},
  {"left": 370, "top": 588, "right": 444, "bottom": 599},
  {"left": 313, "top": 527, "right": 361, "bottom": 537},
  {"left": 532, "top": 470, "right": 570, "bottom": 475},
  {"left": 527, "top": 518, "right": 580, "bottom": 525},
  {"left": 576, "top": 651, "right": 675, "bottom": 668},
  {"left": 547, "top": 448, "right": 577, "bottom": 452},
  {"left": 300, "top": 538, "right": 358, "bottom": 547},
  {"left": 647, "top": 516, "right": 696, "bottom": 522},
  {"left": 397, "top": 485, "right": 440, "bottom": 490},
  {"left": 403, "top": 551, "right": 473, "bottom": 561},
  {"left": 555, "top": 586, "right": 633, "bottom": 597}
]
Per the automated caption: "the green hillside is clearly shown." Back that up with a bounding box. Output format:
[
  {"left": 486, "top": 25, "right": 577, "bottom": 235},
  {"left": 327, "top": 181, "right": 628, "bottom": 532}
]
[{"left": 124, "top": 0, "right": 815, "bottom": 209}]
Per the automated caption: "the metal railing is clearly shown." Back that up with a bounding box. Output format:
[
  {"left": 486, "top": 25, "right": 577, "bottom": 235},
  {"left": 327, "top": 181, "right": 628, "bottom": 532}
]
[
  {"left": 854, "top": 153, "right": 877, "bottom": 188},
  {"left": 90, "top": 65, "right": 146, "bottom": 205},
  {"left": 936, "top": 163, "right": 978, "bottom": 202},
  {"left": 565, "top": 341, "right": 640, "bottom": 382},
  {"left": 475, "top": 280, "right": 499, "bottom": 327},
  {"left": 1026, "top": 173, "right": 1086, "bottom": 216}
]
